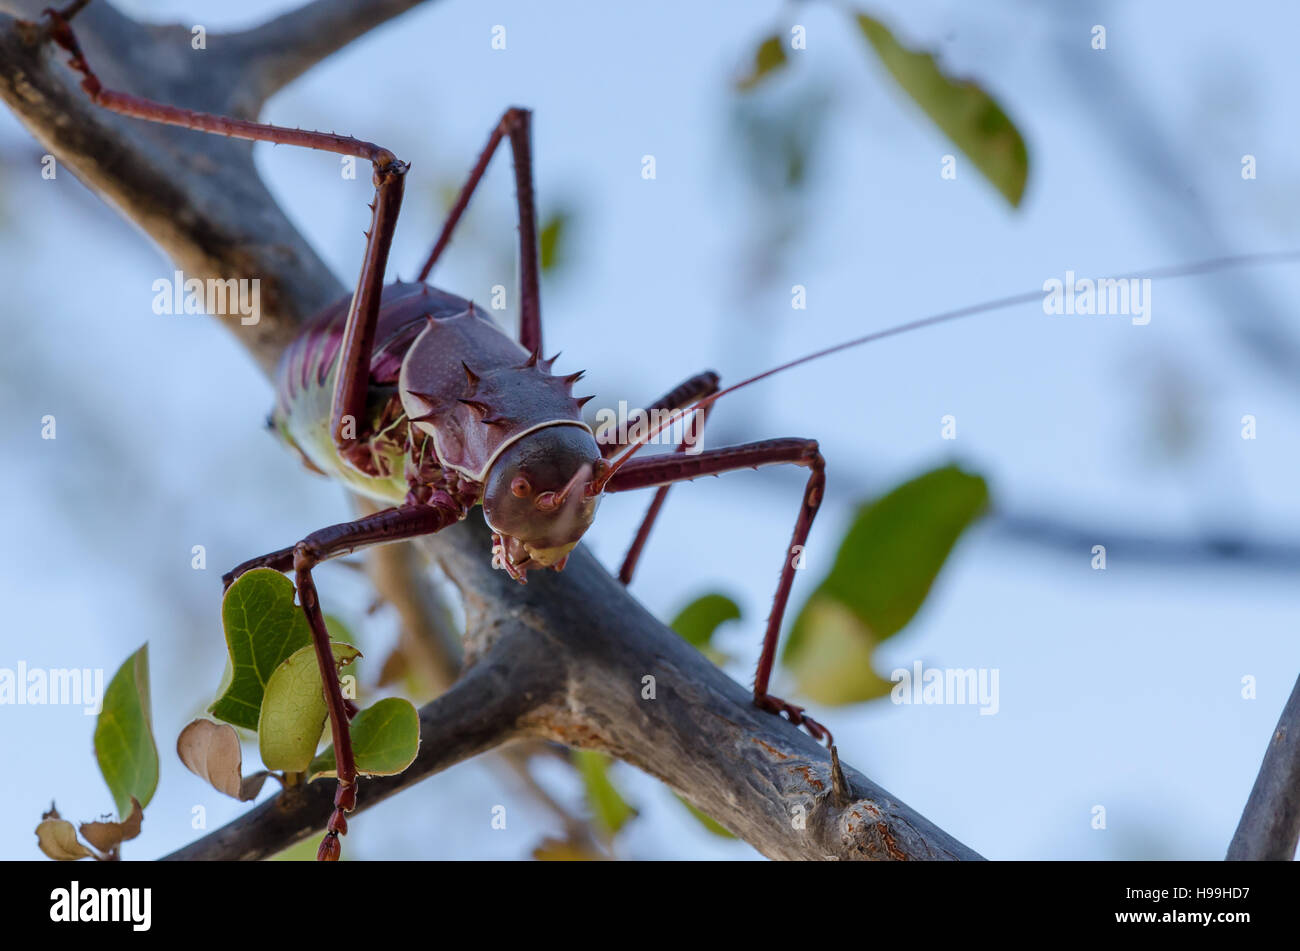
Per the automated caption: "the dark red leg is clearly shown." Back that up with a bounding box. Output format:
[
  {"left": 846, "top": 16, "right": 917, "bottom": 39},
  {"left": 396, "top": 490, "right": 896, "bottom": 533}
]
[
  {"left": 603, "top": 439, "right": 831, "bottom": 744},
  {"left": 615, "top": 371, "right": 720, "bottom": 585},
  {"left": 416, "top": 108, "right": 543, "bottom": 355},
  {"left": 42, "top": 5, "right": 408, "bottom": 469},
  {"left": 224, "top": 498, "right": 464, "bottom": 860},
  {"left": 331, "top": 169, "right": 405, "bottom": 467},
  {"left": 222, "top": 500, "right": 463, "bottom": 590}
]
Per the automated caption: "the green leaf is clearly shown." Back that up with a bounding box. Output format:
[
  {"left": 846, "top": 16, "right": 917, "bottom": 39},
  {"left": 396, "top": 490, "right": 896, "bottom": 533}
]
[
  {"left": 670, "top": 593, "right": 742, "bottom": 648},
  {"left": 539, "top": 211, "right": 570, "bottom": 273},
  {"left": 307, "top": 697, "right": 421, "bottom": 779},
  {"left": 93, "top": 645, "right": 159, "bottom": 819},
  {"left": 572, "top": 751, "right": 637, "bottom": 840},
  {"left": 271, "top": 837, "right": 327, "bottom": 862},
  {"left": 784, "top": 465, "right": 988, "bottom": 704},
  {"left": 257, "top": 642, "right": 361, "bottom": 772},
  {"left": 675, "top": 795, "right": 736, "bottom": 838},
  {"left": 782, "top": 596, "right": 896, "bottom": 704},
  {"left": 210, "top": 569, "right": 313, "bottom": 730},
  {"left": 736, "top": 33, "right": 788, "bottom": 91},
  {"left": 321, "top": 614, "right": 357, "bottom": 646},
  {"left": 855, "top": 13, "right": 1028, "bottom": 207}
]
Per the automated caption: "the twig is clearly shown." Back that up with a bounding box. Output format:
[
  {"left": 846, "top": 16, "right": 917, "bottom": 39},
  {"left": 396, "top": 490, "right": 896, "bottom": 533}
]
[
  {"left": 2, "top": 0, "right": 982, "bottom": 861},
  {"left": 223, "top": 0, "right": 437, "bottom": 108},
  {"left": 358, "top": 497, "right": 463, "bottom": 693},
  {"left": 1227, "top": 673, "right": 1300, "bottom": 860},
  {"left": 163, "top": 642, "right": 551, "bottom": 861},
  {"left": 996, "top": 512, "right": 1300, "bottom": 572}
]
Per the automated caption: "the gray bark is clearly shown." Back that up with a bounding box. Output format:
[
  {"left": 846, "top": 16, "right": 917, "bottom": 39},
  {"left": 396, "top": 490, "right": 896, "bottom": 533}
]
[
  {"left": 0, "top": 0, "right": 981, "bottom": 861},
  {"left": 1227, "top": 674, "right": 1300, "bottom": 860}
]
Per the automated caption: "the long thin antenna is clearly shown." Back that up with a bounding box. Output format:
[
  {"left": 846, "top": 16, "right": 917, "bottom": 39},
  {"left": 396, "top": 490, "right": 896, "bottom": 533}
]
[{"left": 595, "top": 250, "right": 1300, "bottom": 488}]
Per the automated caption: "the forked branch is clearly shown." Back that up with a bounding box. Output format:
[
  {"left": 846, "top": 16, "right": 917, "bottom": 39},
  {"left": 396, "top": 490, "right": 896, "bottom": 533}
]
[{"left": 0, "top": 0, "right": 982, "bottom": 861}]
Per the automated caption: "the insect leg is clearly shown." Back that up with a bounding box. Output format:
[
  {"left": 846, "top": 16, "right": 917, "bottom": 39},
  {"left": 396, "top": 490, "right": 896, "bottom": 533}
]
[
  {"left": 43, "top": 7, "right": 400, "bottom": 166},
  {"left": 614, "top": 370, "right": 721, "bottom": 585},
  {"left": 224, "top": 499, "right": 464, "bottom": 860},
  {"left": 40, "top": 6, "right": 409, "bottom": 468},
  {"left": 330, "top": 167, "right": 405, "bottom": 468},
  {"left": 602, "top": 439, "right": 831, "bottom": 744},
  {"left": 416, "top": 108, "right": 543, "bottom": 355}
]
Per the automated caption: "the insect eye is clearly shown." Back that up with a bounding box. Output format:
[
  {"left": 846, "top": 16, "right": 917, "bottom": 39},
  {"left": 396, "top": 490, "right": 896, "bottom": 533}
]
[{"left": 510, "top": 475, "right": 532, "bottom": 498}]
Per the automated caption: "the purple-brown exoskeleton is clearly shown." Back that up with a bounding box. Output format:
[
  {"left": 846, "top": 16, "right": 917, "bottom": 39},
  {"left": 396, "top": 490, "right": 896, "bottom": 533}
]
[
  {"left": 42, "top": 1, "right": 1300, "bottom": 861},
  {"left": 41, "top": 3, "right": 833, "bottom": 860}
]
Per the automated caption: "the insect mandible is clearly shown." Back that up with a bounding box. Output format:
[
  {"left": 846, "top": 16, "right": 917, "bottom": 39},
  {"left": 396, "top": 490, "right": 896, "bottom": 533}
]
[
  {"left": 40, "top": 2, "right": 843, "bottom": 861},
  {"left": 39, "top": 2, "right": 1300, "bottom": 861}
]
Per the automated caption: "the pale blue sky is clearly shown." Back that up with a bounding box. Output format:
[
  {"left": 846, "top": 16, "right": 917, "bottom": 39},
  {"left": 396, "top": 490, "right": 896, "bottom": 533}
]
[{"left": 2, "top": 0, "right": 1298, "bottom": 859}]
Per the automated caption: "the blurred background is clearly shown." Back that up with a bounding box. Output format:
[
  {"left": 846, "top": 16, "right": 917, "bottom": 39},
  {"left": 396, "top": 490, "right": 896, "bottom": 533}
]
[{"left": 2, "top": 0, "right": 1298, "bottom": 860}]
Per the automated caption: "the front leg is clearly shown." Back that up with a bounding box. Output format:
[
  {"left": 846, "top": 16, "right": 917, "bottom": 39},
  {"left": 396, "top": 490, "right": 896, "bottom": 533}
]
[
  {"left": 613, "top": 369, "right": 720, "bottom": 584},
  {"left": 602, "top": 438, "right": 831, "bottom": 744},
  {"left": 225, "top": 498, "right": 464, "bottom": 859}
]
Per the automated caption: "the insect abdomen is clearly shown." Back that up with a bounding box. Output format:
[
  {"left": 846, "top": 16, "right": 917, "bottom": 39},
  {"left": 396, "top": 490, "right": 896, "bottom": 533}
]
[{"left": 270, "top": 281, "right": 474, "bottom": 503}]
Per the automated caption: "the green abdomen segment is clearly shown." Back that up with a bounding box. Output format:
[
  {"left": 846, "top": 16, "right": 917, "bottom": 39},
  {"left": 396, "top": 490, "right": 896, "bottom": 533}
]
[{"left": 269, "top": 282, "right": 474, "bottom": 504}]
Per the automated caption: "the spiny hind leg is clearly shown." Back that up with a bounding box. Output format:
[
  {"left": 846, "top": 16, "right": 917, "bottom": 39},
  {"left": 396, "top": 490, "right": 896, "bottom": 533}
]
[
  {"left": 603, "top": 437, "right": 832, "bottom": 745},
  {"left": 417, "top": 108, "right": 544, "bottom": 355}
]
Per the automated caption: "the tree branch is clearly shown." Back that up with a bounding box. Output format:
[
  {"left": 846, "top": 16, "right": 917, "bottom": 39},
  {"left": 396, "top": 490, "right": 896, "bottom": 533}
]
[
  {"left": 1227, "top": 673, "right": 1300, "bottom": 860},
  {"left": 996, "top": 511, "right": 1300, "bottom": 572},
  {"left": 357, "top": 497, "right": 463, "bottom": 693},
  {"left": 162, "top": 638, "right": 553, "bottom": 860},
  {"left": 1, "top": 1, "right": 981, "bottom": 861},
  {"left": 224, "top": 0, "right": 436, "bottom": 108}
]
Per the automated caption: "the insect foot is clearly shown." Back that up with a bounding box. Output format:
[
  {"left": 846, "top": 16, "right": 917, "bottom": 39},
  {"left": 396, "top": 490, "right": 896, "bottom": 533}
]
[
  {"left": 318, "top": 782, "right": 357, "bottom": 862},
  {"left": 755, "top": 693, "right": 834, "bottom": 746}
]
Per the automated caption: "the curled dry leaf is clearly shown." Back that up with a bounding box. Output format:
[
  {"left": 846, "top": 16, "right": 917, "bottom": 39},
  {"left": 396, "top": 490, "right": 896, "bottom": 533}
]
[
  {"left": 177, "top": 718, "right": 271, "bottom": 802},
  {"left": 35, "top": 816, "right": 95, "bottom": 861},
  {"left": 79, "top": 796, "right": 144, "bottom": 853}
]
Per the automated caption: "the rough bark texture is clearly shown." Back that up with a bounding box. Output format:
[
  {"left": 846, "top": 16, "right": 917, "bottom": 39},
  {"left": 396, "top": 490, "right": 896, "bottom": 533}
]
[
  {"left": 0, "top": 0, "right": 982, "bottom": 861},
  {"left": 1227, "top": 674, "right": 1300, "bottom": 860}
]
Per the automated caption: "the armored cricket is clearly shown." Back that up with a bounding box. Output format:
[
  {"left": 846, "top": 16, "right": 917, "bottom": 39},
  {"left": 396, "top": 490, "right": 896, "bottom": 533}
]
[{"left": 37, "top": 2, "right": 1300, "bottom": 861}]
